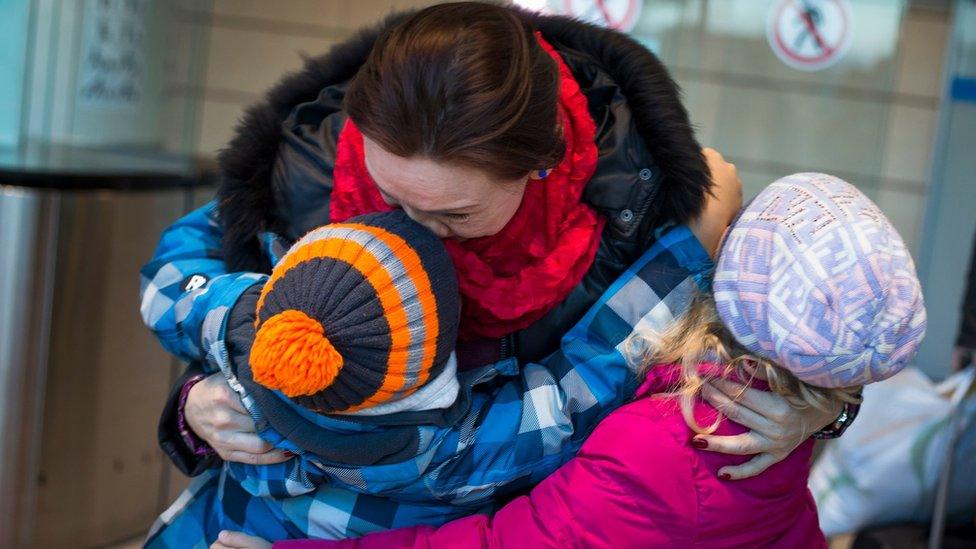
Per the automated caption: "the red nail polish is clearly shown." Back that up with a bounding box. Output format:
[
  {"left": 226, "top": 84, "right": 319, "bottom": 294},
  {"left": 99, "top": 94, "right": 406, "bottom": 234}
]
[
  {"left": 719, "top": 473, "right": 731, "bottom": 481},
  {"left": 692, "top": 438, "right": 708, "bottom": 449},
  {"left": 283, "top": 451, "right": 295, "bottom": 457}
]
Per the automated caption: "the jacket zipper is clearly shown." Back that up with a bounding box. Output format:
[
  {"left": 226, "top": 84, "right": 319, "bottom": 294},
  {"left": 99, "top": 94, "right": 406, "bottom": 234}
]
[{"left": 499, "top": 334, "right": 514, "bottom": 360}]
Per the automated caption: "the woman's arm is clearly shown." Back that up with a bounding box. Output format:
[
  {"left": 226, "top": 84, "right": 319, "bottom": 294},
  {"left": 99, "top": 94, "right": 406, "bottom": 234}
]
[{"left": 415, "top": 226, "right": 710, "bottom": 499}]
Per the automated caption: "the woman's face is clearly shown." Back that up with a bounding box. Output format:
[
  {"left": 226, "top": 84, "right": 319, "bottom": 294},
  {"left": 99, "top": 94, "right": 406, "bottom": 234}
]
[{"left": 363, "top": 136, "right": 528, "bottom": 240}]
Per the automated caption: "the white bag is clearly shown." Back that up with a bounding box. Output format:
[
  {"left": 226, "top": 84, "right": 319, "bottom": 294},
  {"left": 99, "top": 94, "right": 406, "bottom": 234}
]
[{"left": 809, "top": 366, "right": 976, "bottom": 537}]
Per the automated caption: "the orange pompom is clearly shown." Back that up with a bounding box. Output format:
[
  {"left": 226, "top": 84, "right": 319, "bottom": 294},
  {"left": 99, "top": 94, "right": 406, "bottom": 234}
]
[{"left": 250, "top": 309, "right": 344, "bottom": 397}]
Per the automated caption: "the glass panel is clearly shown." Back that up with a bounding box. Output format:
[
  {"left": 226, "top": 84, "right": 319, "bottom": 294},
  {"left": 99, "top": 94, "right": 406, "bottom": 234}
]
[
  {"left": 640, "top": 0, "right": 907, "bottom": 205},
  {"left": 0, "top": 0, "right": 30, "bottom": 147},
  {"left": 525, "top": 0, "right": 949, "bottom": 256},
  {"left": 11, "top": 0, "right": 212, "bottom": 154},
  {"left": 518, "top": 0, "right": 954, "bottom": 376},
  {"left": 914, "top": 0, "right": 976, "bottom": 378}
]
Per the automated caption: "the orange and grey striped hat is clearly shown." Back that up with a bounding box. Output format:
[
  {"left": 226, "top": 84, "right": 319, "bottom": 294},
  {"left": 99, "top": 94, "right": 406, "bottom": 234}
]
[{"left": 249, "top": 210, "right": 459, "bottom": 414}]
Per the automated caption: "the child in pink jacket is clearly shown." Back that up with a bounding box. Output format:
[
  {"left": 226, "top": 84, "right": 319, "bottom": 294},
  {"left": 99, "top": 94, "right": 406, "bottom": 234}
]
[{"left": 216, "top": 173, "right": 926, "bottom": 548}]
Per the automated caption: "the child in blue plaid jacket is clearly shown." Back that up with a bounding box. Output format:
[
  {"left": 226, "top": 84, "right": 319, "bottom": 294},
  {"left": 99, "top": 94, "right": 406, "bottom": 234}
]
[{"left": 143, "top": 204, "right": 713, "bottom": 547}]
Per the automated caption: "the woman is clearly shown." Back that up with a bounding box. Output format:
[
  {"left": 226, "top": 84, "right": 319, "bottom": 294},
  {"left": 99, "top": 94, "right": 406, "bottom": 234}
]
[{"left": 141, "top": 2, "right": 847, "bottom": 541}]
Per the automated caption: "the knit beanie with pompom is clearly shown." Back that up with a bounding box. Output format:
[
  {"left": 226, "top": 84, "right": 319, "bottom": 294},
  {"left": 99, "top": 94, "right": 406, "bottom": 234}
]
[{"left": 249, "top": 210, "right": 460, "bottom": 415}]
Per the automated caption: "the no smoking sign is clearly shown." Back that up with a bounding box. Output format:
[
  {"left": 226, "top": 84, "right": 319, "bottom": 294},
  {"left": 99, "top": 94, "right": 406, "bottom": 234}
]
[
  {"left": 767, "top": 0, "right": 852, "bottom": 71},
  {"left": 562, "top": 0, "right": 642, "bottom": 33}
]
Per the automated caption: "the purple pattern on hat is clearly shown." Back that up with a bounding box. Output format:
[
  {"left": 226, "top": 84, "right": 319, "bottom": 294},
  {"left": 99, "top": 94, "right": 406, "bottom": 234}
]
[{"left": 714, "top": 173, "right": 926, "bottom": 388}]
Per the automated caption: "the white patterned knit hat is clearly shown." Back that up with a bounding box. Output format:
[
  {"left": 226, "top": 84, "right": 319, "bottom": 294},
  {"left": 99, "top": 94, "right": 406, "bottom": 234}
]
[{"left": 713, "top": 173, "right": 926, "bottom": 388}]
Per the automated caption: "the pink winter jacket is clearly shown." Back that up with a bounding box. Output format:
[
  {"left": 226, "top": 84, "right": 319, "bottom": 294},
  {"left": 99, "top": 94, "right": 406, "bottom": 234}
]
[{"left": 276, "top": 364, "right": 827, "bottom": 548}]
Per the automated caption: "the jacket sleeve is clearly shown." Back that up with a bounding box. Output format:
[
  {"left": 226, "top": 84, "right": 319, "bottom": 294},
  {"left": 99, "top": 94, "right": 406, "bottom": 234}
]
[
  {"left": 957, "top": 231, "right": 976, "bottom": 348},
  {"left": 412, "top": 225, "right": 711, "bottom": 502},
  {"left": 139, "top": 201, "right": 268, "bottom": 368},
  {"left": 274, "top": 408, "right": 697, "bottom": 549}
]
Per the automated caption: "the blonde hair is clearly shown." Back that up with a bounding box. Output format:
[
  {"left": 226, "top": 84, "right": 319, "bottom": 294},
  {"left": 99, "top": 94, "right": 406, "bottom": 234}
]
[{"left": 627, "top": 294, "right": 862, "bottom": 435}]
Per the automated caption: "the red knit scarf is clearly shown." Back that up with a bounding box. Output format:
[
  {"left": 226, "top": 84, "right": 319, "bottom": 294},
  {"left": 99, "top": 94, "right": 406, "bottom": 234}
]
[{"left": 330, "top": 36, "right": 603, "bottom": 340}]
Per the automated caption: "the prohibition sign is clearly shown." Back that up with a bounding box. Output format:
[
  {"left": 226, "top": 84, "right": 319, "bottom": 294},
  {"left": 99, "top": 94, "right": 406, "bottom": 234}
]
[
  {"left": 563, "top": 0, "right": 643, "bottom": 33},
  {"left": 767, "top": 0, "right": 852, "bottom": 71}
]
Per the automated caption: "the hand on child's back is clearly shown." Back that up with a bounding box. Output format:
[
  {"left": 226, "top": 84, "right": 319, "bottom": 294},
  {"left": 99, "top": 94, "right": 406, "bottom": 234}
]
[{"left": 186, "top": 373, "right": 292, "bottom": 465}]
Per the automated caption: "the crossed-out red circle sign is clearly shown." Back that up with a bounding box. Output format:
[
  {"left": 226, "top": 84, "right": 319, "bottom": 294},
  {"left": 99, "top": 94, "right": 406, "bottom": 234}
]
[
  {"left": 562, "top": 0, "right": 642, "bottom": 32},
  {"left": 766, "top": 0, "right": 852, "bottom": 71}
]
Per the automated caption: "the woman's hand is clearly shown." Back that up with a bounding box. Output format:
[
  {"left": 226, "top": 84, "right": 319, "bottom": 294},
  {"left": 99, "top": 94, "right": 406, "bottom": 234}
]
[
  {"left": 212, "top": 531, "right": 271, "bottom": 549},
  {"left": 690, "top": 148, "right": 743, "bottom": 259},
  {"left": 694, "top": 377, "right": 841, "bottom": 480},
  {"left": 185, "top": 373, "right": 292, "bottom": 465}
]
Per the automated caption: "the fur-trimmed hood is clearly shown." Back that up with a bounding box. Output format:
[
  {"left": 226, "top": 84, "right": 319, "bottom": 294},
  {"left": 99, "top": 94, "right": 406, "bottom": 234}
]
[{"left": 216, "top": 7, "right": 708, "bottom": 273}]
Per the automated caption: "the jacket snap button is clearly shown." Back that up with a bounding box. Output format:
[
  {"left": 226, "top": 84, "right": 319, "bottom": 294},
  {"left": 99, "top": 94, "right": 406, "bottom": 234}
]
[
  {"left": 639, "top": 168, "right": 653, "bottom": 181},
  {"left": 620, "top": 209, "right": 634, "bottom": 222}
]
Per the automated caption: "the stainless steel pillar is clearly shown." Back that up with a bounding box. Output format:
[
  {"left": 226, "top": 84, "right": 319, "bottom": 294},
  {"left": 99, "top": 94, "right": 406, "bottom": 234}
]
[
  {"left": 0, "top": 187, "right": 59, "bottom": 548},
  {"left": 1, "top": 170, "right": 211, "bottom": 547}
]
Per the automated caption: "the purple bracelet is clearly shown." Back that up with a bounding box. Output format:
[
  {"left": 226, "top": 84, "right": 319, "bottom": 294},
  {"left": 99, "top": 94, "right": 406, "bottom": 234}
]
[{"left": 178, "top": 374, "right": 219, "bottom": 457}]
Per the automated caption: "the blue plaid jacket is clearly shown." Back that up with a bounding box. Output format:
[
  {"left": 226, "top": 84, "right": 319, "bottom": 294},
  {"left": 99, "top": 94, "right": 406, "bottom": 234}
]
[
  {"left": 142, "top": 203, "right": 713, "bottom": 544},
  {"left": 140, "top": 202, "right": 269, "bottom": 369}
]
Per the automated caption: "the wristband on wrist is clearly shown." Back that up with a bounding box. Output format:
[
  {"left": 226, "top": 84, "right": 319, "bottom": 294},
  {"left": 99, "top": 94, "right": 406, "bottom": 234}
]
[
  {"left": 178, "top": 374, "right": 218, "bottom": 457},
  {"left": 812, "top": 395, "right": 862, "bottom": 440}
]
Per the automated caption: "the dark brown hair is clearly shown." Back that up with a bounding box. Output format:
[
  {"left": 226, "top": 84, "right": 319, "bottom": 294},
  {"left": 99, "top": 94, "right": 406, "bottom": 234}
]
[{"left": 345, "top": 2, "right": 565, "bottom": 180}]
